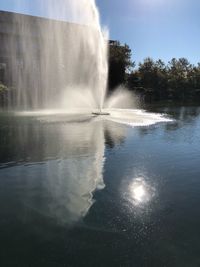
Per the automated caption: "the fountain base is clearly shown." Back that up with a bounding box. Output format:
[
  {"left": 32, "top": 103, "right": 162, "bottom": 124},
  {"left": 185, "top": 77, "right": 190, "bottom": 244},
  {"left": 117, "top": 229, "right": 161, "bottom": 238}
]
[{"left": 92, "top": 111, "right": 110, "bottom": 116}]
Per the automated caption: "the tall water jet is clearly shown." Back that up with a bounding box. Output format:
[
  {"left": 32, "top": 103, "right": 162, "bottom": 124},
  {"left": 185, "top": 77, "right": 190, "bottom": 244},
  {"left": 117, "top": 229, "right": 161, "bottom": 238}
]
[
  {"left": 8, "top": 0, "right": 108, "bottom": 110},
  {"left": 4, "top": 0, "right": 171, "bottom": 126}
]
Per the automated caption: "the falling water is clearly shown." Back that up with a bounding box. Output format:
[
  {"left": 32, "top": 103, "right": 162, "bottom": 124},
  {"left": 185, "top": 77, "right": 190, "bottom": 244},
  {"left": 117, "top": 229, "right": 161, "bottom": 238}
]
[
  {"left": 6, "top": 0, "right": 172, "bottom": 126},
  {"left": 8, "top": 0, "right": 108, "bottom": 110}
]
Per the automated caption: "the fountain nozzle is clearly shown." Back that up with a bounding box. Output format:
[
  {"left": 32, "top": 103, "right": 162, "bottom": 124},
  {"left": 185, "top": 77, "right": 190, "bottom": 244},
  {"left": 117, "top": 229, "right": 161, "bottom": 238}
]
[{"left": 92, "top": 109, "right": 110, "bottom": 116}]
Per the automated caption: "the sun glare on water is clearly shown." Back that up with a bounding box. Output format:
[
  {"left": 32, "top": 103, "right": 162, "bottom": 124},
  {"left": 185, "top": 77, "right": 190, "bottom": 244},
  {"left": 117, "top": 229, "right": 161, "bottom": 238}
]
[
  {"left": 129, "top": 177, "right": 155, "bottom": 206},
  {"left": 131, "top": 184, "right": 146, "bottom": 203}
]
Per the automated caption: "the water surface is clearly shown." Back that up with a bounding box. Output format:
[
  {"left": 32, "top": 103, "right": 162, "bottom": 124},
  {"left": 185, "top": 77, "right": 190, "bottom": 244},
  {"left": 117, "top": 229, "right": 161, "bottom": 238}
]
[{"left": 0, "top": 106, "right": 200, "bottom": 266}]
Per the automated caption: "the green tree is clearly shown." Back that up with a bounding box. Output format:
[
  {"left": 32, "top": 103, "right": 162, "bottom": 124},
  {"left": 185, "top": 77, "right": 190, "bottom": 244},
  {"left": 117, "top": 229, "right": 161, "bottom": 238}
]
[
  {"left": 167, "top": 58, "right": 192, "bottom": 99},
  {"left": 136, "top": 58, "right": 168, "bottom": 99},
  {"left": 109, "top": 41, "right": 135, "bottom": 89}
]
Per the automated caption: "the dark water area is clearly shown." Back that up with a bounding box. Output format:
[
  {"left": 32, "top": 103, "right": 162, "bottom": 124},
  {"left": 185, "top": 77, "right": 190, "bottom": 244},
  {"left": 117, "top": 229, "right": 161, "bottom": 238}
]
[{"left": 0, "top": 106, "right": 200, "bottom": 266}]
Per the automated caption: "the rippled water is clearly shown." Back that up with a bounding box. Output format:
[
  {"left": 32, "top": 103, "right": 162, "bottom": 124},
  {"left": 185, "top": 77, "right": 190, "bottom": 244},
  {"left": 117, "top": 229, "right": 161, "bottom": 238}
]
[{"left": 0, "top": 106, "right": 200, "bottom": 266}]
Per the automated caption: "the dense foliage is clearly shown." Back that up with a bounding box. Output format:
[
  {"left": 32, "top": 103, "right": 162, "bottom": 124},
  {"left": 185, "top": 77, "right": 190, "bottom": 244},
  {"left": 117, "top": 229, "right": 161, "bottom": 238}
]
[
  {"left": 108, "top": 41, "right": 135, "bottom": 90},
  {"left": 127, "top": 57, "right": 200, "bottom": 101},
  {"left": 109, "top": 42, "right": 200, "bottom": 102}
]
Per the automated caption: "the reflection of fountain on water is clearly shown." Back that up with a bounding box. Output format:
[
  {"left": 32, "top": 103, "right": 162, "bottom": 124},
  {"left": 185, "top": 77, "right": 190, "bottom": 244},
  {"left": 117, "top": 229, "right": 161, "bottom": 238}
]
[
  {"left": 0, "top": 118, "right": 127, "bottom": 224},
  {"left": 43, "top": 121, "right": 106, "bottom": 223}
]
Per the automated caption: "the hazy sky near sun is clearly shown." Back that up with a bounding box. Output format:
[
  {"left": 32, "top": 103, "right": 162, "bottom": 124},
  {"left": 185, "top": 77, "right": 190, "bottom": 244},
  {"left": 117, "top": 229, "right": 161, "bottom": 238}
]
[
  {"left": 0, "top": 0, "right": 200, "bottom": 65},
  {"left": 96, "top": 0, "right": 200, "bottom": 65}
]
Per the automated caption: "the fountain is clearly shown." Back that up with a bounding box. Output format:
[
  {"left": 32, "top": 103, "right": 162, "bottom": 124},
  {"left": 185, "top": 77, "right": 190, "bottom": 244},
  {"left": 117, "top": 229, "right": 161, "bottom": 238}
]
[
  {"left": 6, "top": 0, "right": 171, "bottom": 126},
  {"left": 0, "top": 0, "right": 173, "bottom": 241},
  {"left": 8, "top": 0, "right": 109, "bottom": 111}
]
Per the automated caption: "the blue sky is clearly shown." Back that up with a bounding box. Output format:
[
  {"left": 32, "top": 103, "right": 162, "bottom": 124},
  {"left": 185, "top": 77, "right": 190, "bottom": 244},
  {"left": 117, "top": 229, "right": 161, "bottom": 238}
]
[
  {"left": 1, "top": 0, "right": 200, "bottom": 65},
  {"left": 96, "top": 0, "right": 200, "bottom": 65}
]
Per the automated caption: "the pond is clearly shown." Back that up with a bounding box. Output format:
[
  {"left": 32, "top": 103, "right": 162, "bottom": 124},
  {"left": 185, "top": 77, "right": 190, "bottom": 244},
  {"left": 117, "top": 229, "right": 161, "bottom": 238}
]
[{"left": 0, "top": 105, "right": 200, "bottom": 266}]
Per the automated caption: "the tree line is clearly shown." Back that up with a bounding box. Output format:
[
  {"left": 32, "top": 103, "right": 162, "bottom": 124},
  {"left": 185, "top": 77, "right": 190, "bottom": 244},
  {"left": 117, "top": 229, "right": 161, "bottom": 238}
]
[{"left": 109, "top": 41, "right": 200, "bottom": 102}]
